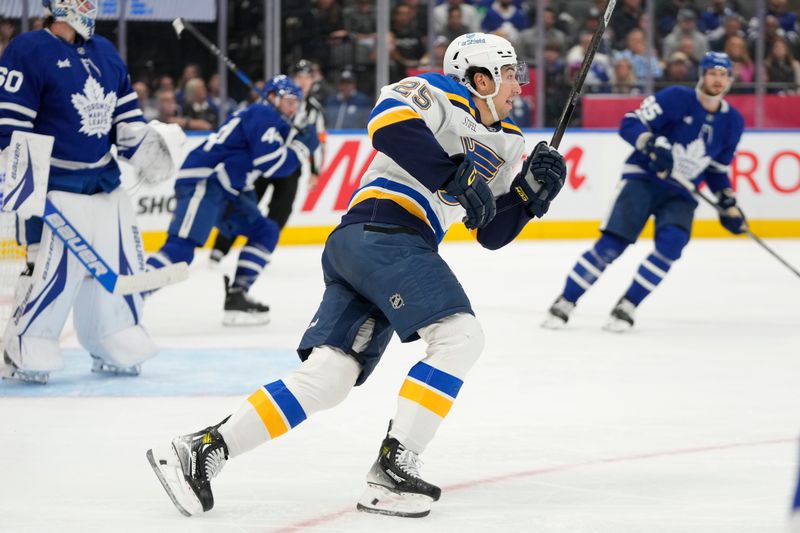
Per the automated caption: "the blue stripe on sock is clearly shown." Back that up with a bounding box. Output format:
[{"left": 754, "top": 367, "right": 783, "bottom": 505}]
[
  {"left": 264, "top": 379, "right": 307, "bottom": 427},
  {"left": 408, "top": 361, "right": 463, "bottom": 398}
]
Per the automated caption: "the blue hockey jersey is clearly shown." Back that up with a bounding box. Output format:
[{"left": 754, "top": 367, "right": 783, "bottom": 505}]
[
  {"left": 0, "top": 29, "right": 144, "bottom": 194},
  {"left": 177, "top": 103, "right": 302, "bottom": 195},
  {"left": 619, "top": 86, "right": 744, "bottom": 200}
]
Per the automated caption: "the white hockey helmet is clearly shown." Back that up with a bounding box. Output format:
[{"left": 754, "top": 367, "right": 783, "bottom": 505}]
[
  {"left": 443, "top": 33, "right": 528, "bottom": 121},
  {"left": 42, "top": 0, "right": 97, "bottom": 40}
]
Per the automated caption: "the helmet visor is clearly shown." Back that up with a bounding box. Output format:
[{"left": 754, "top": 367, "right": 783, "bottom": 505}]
[{"left": 502, "top": 62, "right": 530, "bottom": 87}]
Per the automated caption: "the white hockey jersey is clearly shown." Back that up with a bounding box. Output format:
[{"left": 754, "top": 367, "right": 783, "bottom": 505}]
[{"left": 340, "top": 73, "right": 526, "bottom": 247}]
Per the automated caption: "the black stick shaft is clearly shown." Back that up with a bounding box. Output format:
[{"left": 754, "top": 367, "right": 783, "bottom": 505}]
[{"left": 550, "top": 0, "right": 617, "bottom": 149}]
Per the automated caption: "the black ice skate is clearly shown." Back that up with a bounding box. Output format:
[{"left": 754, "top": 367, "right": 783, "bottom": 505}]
[
  {"left": 541, "top": 295, "right": 575, "bottom": 329},
  {"left": 357, "top": 435, "right": 441, "bottom": 518},
  {"left": 146, "top": 416, "right": 230, "bottom": 516},
  {"left": 1, "top": 353, "right": 48, "bottom": 384},
  {"left": 90, "top": 354, "right": 141, "bottom": 376},
  {"left": 604, "top": 297, "right": 636, "bottom": 333},
  {"left": 222, "top": 275, "right": 270, "bottom": 326}
]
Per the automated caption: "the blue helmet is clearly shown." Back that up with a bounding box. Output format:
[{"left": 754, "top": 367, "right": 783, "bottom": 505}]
[
  {"left": 42, "top": 0, "right": 97, "bottom": 40},
  {"left": 700, "top": 51, "right": 733, "bottom": 76},
  {"left": 264, "top": 75, "right": 304, "bottom": 102}
]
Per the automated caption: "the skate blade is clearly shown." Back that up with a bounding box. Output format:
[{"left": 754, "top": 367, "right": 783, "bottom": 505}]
[
  {"left": 91, "top": 362, "right": 141, "bottom": 376},
  {"left": 356, "top": 483, "right": 433, "bottom": 518},
  {"left": 540, "top": 314, "right": 567, "bottom": 330},
  {"left": 1, "top": 362, "right": 49, "bottom": 384},
  {"left": 602, "top": 318, "right": 633, "bottom": 333},
  {"left": 223, "top": 311, "right": 271, "bottom": 327},
  {"left": 146, "top": 446, "right": 203, "bottom": 517}
]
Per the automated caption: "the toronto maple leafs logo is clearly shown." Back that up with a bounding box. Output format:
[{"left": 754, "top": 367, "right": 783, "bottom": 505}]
[
  {"left": 71, "top": 77, "right": 117, "bottom": 138},
  {"left": 671, "top": 139, "right": 712, "bottom": 181}
]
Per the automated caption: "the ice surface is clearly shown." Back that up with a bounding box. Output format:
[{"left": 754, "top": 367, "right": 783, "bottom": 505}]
[{"left": 1, "top": 239, "right": 799, "bottom": 532}]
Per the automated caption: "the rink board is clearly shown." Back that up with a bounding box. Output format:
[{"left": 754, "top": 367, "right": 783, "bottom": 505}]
[{"left": 125, "top": 130, "right": 800, "bottom": 250}]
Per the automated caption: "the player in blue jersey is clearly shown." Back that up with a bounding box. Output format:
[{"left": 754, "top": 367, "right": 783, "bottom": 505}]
[
  {"left": 542, "top": 52, "right": 747, "bottom": 332},
  {"left": 145, "top": 75, "right": 319, "bottom": 325},
  {"left": 147, "top": 33, "right": 567, "bottom": 518},
  {"left": 0, "top": 1, "right": 178, "bottom": 384}
]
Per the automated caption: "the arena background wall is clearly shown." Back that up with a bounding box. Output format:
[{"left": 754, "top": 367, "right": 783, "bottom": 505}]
[{"left": 127, "top": 130, "right": 800, "bottom": 252}]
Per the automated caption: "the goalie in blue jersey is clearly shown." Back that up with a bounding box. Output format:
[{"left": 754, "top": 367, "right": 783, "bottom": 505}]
[
  {"left": 0, "top": 1, "right": 181, "bottom": 384},
  {"left": 145, "top": 75, "right": 319, "bottom": 325},
  {"left": 542, "top": 51, "right": 748, "bottom": 332}
]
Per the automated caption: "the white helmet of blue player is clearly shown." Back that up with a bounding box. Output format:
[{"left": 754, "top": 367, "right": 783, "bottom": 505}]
[
  {"left": 444, "top": 33, "right": 528, "bottom": 123},
  {"left": 42, "top": 0, "right": 97, "bottom": 40}
]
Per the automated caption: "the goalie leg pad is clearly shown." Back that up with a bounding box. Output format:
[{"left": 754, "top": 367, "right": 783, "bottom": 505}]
[{"left": 390, "top": 312, "right": 484, "bottom": 454}]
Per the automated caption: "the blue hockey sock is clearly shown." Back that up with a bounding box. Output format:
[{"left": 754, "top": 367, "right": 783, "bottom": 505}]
[
  {"left": 562, "top": 233, "right": 627, "bottom": 303},
  {"left": 623, "top": 251, "right": 673, "bottom": 305},
  {"left": 232, "top": 217, "right": 279, "bottom": 291}
]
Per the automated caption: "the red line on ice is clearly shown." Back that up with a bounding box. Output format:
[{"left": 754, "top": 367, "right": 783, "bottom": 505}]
[{"left": 269, "top": 436, "right": 795, "bottom": 533}]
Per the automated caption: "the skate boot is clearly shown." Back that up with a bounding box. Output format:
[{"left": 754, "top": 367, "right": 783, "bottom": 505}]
[
  {"left": 1, "top": 353, "right": 49, "bottom": 384},
  {"left": 603, "top": 297, "right": 636, "bottom": 333},
  {"left": 146, "top": 416, "right": 230, "bottom": 516},
  {"left": 90, "top": 354, "right": 141, "bottom": 376},
  {"left": 541, "top": 295, "right": 575, "bottom": 329},
  {"left": 357, "top": 435, "right": 441, "bottom": 518},
  {"left": 222, "top": 276, "right": 270, "bottom": 326}
]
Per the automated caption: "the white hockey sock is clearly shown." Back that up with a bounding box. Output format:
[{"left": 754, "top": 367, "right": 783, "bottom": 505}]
[
  {"left": 389, "top": 313, "right": 484, "bottom": 453},
  {"left": 219, "top": 346, "right": 360, "bottom": 457}
]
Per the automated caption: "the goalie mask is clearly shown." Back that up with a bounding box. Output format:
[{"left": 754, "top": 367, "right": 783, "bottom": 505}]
[
  {"left": 42, "top": 0, "right": 97, "bottom": 40},
  {"left": 444, "top": 33, "right": 528, "bottom": 122}
]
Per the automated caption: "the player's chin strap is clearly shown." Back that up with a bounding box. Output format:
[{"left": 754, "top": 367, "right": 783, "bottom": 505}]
[
  {"left": 694, "top": 78, "right": 732, "bottom": 106},
  {"left": 465, "top": 84, "right": 501, "bottom": 123}
]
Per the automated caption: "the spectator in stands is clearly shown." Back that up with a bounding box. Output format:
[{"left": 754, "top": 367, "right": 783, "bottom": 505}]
[
  {"left": 419, "top": 35, "right": 449, "bottom": 71},
  {"left": 699, "top": 0, "right": 741, "bottom": 42},
  {"left": 764, "top": 36, "right": 800, "bottom": 93},
  {"left": 577, "top": 6, "right": 613, "bottom": 55},
  {"left": 0, "top": 16, "right": 15, "bottom": 57},
  {"left": 614, "top": 28, "right": 663, "bottom": 82},
  {"left": 566, "top": 31, "right": 611, "bottom": 92},
  {"left": 709, "top": 14, "right": 745, "bottom": 52},
  {"left": 441, "top": 6, "right": 470, "bottom": 43},
  {"left": 29, "top": 17, "right": 45, "bottom": 30},
  {"left": 315, "top": 0, "right": 347, "bottom": 69},
  {"left": 663, "top": 9, "right": 710, "bottom": 63},
  {"left": 724, "top": 35, "right": 755, "bottom": 89},
  {"left": 155, "top": 74, "right": 176, "bottom": 94},
  {"left": 133, "top": 80, "right": 159, "bottom": 122},
  {"left": 518, "top": 7, "right": 568, "bottom": 64},
  {"left": 542, "top": 41, "right": 568, "bottom": 126},
  {"left": 181, "top": 78, "right": 217, "bottom": 131},
  {"left": 654, "top": 0, "right": 694, "bottom": 39},
  {"left": 677, "top": 35, "right": 701, "bottom": 71},
  {"left": 208, "top": 73, "right": 237, "bottom": 121},
  {"left": 155, "top": 88, "right": 182, "bottom": 125},
  {"left": 433, "top": 0, "right": 481, "bottom": 36},
  {"left": 762, "top": 0, "right": 799, "bottom": 46},
  {"left": 663, "top": 51, "right": 695, "bottom": 83},
  {"left": 400, "top": 0, "right": 428, "bottom": 35},
  {"left": 749, "top": 15, "right": 789, "bottom": 60},
  {"left": 343, "top": 0, "right": 377, "bottom": 70},
  {"left": 390, "top": 3, "right": 426, "bottom": 81},
  {"left": 610, "top": 0, "right": 643, "bottom": 50},
  {"left": 481, "top": 0, "right": 529, "bottom": 45},
  {"left": 324, "top": 70, "right": 372, "bottom": 129},
  {"left": 176, "top": 63, "right": 202, "bottom": 105},
  {"left": 610, "top": 56, "right": 640, "bottom": 94}
]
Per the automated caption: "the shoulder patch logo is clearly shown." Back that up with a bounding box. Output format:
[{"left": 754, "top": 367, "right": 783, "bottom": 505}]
[
  {"left": 71, "top": 76, "right": 117, "bottom": 138},
  {"left": 57, "top": 58, "right": 71, "bottom": 69},
  {"left": 389, "top": 293, "right": 405, "bottom": 310}
]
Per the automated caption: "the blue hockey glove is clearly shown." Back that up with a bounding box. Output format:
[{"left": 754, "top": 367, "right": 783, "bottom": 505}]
[
  {"left": 443, "top": 154, "right": 496, "bottom": 229},
  {"left": 644, "top": 135, "right": 673, "bottom": 177},
  {"left": 511, "top": 141, "right": 567, "bottom": 218},
  {"left": 716, "top": 188, "right": 746, "bottom": 234}
]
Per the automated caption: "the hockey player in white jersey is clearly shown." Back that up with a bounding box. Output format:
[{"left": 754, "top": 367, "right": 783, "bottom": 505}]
[
  {"left": 0, "top": 1, "right": 177, "bottom": 383},
  {"left": 148, "top": 33, "right": 567, "bottom": 518}
]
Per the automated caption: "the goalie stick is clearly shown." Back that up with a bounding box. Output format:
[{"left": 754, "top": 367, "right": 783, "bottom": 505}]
[
  {"left": 669, "top": 173, "right": 800, "bottom": 279},
  {"left": 42, "top": 198, "right": 190, "bottom": 295}
]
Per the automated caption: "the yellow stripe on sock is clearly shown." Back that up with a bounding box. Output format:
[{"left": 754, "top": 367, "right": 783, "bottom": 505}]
[
  {"left": 399, "top": 379, "right": 453, "bottom": 418},
  {"left": 247, "top": 388, "right": 289, "bottom": 439}
]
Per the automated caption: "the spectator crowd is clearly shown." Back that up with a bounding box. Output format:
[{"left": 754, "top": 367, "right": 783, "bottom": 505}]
[{"left": 2, "top": 0, "right": 799, "bottom": 129}]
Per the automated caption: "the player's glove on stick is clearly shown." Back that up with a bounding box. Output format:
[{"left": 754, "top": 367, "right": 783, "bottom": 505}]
[
  {"left": 443, "top": 154, "right": 496, "bottom": 229},
  {"left": 289, "top": 124, "right": 320, "bottom": 160},
  {"left": 511, "top": 141, "right": 567, "bottom": 218},
  {"left": 716, "top": 188, "right": 746, "bottom": 234},
  {"left": 643, "top": 135, "right": 673, "bottom": 177}
]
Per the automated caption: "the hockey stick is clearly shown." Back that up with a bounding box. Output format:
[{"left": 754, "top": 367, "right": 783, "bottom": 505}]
[
  {"left": 550, "top": 0, "right": 616, "bottom": 149},
  {"left": 172, "top": 17, "right": 267, "bottom": 100},
  {"left": 42, "top": 198, "right": 190, "bottom": 294},
  {"left": 669, "top": 173, "right": 800, "bottom": 279}
]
